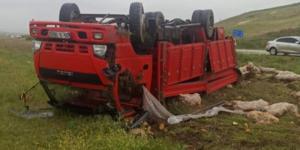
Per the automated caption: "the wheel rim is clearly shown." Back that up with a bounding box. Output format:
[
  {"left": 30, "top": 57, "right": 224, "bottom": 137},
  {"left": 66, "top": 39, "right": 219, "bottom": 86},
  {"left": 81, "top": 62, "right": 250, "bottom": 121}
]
[
  {"left": 207, "top": 15, "right": 214, "bottom": 37},
  {"left": 70, "top": 10, "right": 80, "bottom": 21},
  {"left": 139, "top": 14, "right": 145, "bottom": 43},
  {"left": 270, "top": 49, "right": 276, "bottom": 55}
]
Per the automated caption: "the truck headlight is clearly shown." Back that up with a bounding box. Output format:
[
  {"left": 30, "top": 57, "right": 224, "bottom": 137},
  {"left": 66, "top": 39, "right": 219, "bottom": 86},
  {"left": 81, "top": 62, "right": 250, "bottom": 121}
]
[
  {"left": 93, "top": 45, "right": 107, "bottom": 57},
  {"left": 32, "top": 40, "right": 42, "bottom": 52},
  {"left": 31, "top": 29, "right": 39, "bottom": 36},
  {"left": 93, "top": 33, "right": 103, "bottom": 40}
]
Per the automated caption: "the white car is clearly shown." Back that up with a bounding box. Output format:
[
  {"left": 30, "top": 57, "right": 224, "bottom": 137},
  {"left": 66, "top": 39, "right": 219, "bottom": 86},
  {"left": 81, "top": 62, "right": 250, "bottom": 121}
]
[{"left": 266, "top": 36, "right": 300, "bottom": 55}]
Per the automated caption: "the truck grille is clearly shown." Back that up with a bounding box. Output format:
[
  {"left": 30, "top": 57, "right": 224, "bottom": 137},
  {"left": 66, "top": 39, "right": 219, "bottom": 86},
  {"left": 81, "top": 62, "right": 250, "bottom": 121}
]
[
  {"left": 56, "top": 44, "right": 75, "bottom": 52},
  {"left": 40, "top": 67, "right": 102, "bottom": 85},
  {"left": 44, "top": 43, "right": 53, "bottom": 50},
  {"left": 79, "top": 45, "right": 88, "bottom": 53},
  {"left": 43, "top": 42, "right": 90, "bottom": 54}
]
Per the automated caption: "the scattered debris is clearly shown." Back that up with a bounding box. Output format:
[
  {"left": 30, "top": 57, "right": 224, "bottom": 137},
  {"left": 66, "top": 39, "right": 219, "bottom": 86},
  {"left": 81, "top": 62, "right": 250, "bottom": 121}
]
[
  {"left": 246, "top": 111, "right": 279, "bottom": 125},
  {"left": 275, "top": 71, "right": 300, "bottom": 81},
  {"left": 144, "top": 86, "right": 246, "bottom": 124},
  {"left": 244, "top": 123, "right": 251, "bottom": 133},
  {"left": 229, "top": 100, "right": 300, "bottom": 124},
  {"left": 143, "top": 87, "right": 300, "bottom": 125},
  {"left": 291, "top": 91, "right": 300, "bottom": 98},
  {"left": 179, "top": 93, "right": 202, "bottom": 106},
  {"left": 239, "top": 62, "right": 261, "bottom": 76},
  {"left": 239, "top": 62, "right": 300, "bottom": 81},
  {"left": 259, "top": 67, "right": 278, "bottom": 73},
  {"left": 11, "top": 109, "right": 54, "bottom": 119},
  {"left": 143, "top": 86, "right": 173, "bottom": 120},
  {"left": 167, "top": 106, "right": 245, "bottom": 125},
  {"left": 159, "top": 122, "right": 166, "bottom": 131},
  {"left": 129, "top": 121, "right": 154, "bottom": 136},
  {"left": 232, "top": 121, "right": 239, "bottom": 126},
  {"left": 230, "top": 99, "right": 269, "bottom": 111},
  {"left": 129, "top": 128, "right": 146, "bottom": 136},
  {"left": 296, "top": 92, "right": 300, "bottom": 97},
  {"left": 264, "top": 102, "right": 300, "bottom": 117},
  {"left": 129, "top": 112, "right": 150, "bottom": 129},
  {"left": 200, "top": 128, "right": 208, "bottom": 133},
  {"left": 226, "top": 84, "right": 234, "bottom": 89}
]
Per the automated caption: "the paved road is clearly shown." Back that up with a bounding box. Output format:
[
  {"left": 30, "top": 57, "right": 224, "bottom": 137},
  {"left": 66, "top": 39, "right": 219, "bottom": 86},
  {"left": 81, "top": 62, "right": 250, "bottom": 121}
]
[
  {"left": 236, "top": 49, "right": 269, "bottom": 55},
  {"left": 236, "top": 49, "right": 300, "bottom": 57}
]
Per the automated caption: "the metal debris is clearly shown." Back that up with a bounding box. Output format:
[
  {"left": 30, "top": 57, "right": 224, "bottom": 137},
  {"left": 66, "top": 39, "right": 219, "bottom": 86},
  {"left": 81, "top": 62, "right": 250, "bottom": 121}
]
[
  {"left": 10, "top": 109, "right": 54, "bottom": 119},
  {"left": 168, "top": 106, "right": 245, "bottom": 125}
]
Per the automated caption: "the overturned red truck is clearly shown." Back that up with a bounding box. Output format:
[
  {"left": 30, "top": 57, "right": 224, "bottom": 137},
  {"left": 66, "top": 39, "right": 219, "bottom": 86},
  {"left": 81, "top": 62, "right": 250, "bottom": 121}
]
[{"left": 29, "top": 2, "right": 239, "bottom": 117}]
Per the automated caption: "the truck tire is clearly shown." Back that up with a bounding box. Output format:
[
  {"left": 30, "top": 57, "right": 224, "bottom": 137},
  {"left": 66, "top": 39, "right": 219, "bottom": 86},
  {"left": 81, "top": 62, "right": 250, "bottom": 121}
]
[
  {"left": 192, "top": 10, "right": 214, "bottom": 39},
  {"left": 129, "top": 2, "right": 145, "bottom": 45},
  {"left": 144, "top": 11, "right": 165, "bottom": 47},
  {"left": 59, "top": 3, "right": 81, "bottom": 22}
]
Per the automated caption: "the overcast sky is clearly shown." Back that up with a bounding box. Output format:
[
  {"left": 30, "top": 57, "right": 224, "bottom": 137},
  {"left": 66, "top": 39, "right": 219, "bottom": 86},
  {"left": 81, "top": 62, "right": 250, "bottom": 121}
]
[{"left": 1, "top": 0, "right": 300, "bottom": 33}]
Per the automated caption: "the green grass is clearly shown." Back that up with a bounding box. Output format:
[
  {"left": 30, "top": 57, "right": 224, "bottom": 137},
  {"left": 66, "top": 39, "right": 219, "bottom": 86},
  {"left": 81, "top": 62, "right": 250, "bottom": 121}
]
[
  {"left": 217, "top": 2, "right": 300, "bottom": 49},
  {"left": 1, "top": 38, "right": 300, "bottom": 149}
]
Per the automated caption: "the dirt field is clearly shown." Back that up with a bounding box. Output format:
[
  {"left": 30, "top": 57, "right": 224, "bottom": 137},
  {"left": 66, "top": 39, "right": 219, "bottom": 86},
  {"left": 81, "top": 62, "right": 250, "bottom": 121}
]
[{"left": 0, "top": 39, "right": 300, "bottom": 149}]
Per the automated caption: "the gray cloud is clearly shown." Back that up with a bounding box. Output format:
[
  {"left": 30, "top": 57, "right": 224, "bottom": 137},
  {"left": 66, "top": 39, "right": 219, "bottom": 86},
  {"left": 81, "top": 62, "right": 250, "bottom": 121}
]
[{"left": 0, "top": 0, "right": 299, "bottom": 33}]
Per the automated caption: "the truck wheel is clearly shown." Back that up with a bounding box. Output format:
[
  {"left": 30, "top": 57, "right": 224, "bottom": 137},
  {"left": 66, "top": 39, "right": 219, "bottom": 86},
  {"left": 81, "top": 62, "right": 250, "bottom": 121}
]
[
  {"left": 129, "top": 2, "right": 145, "bottom": 45},
  {"left": 144, "top": 11, "right": 165, "bottom": 47},
  {"left": 270, "top": 48, "right": 278, "bottom": 55},
  {"left": 192, "top": 10, "right": 214, "bottom": 39},
  {"left": 59, "top": 3, "right": 81, "bottom": 22}
]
